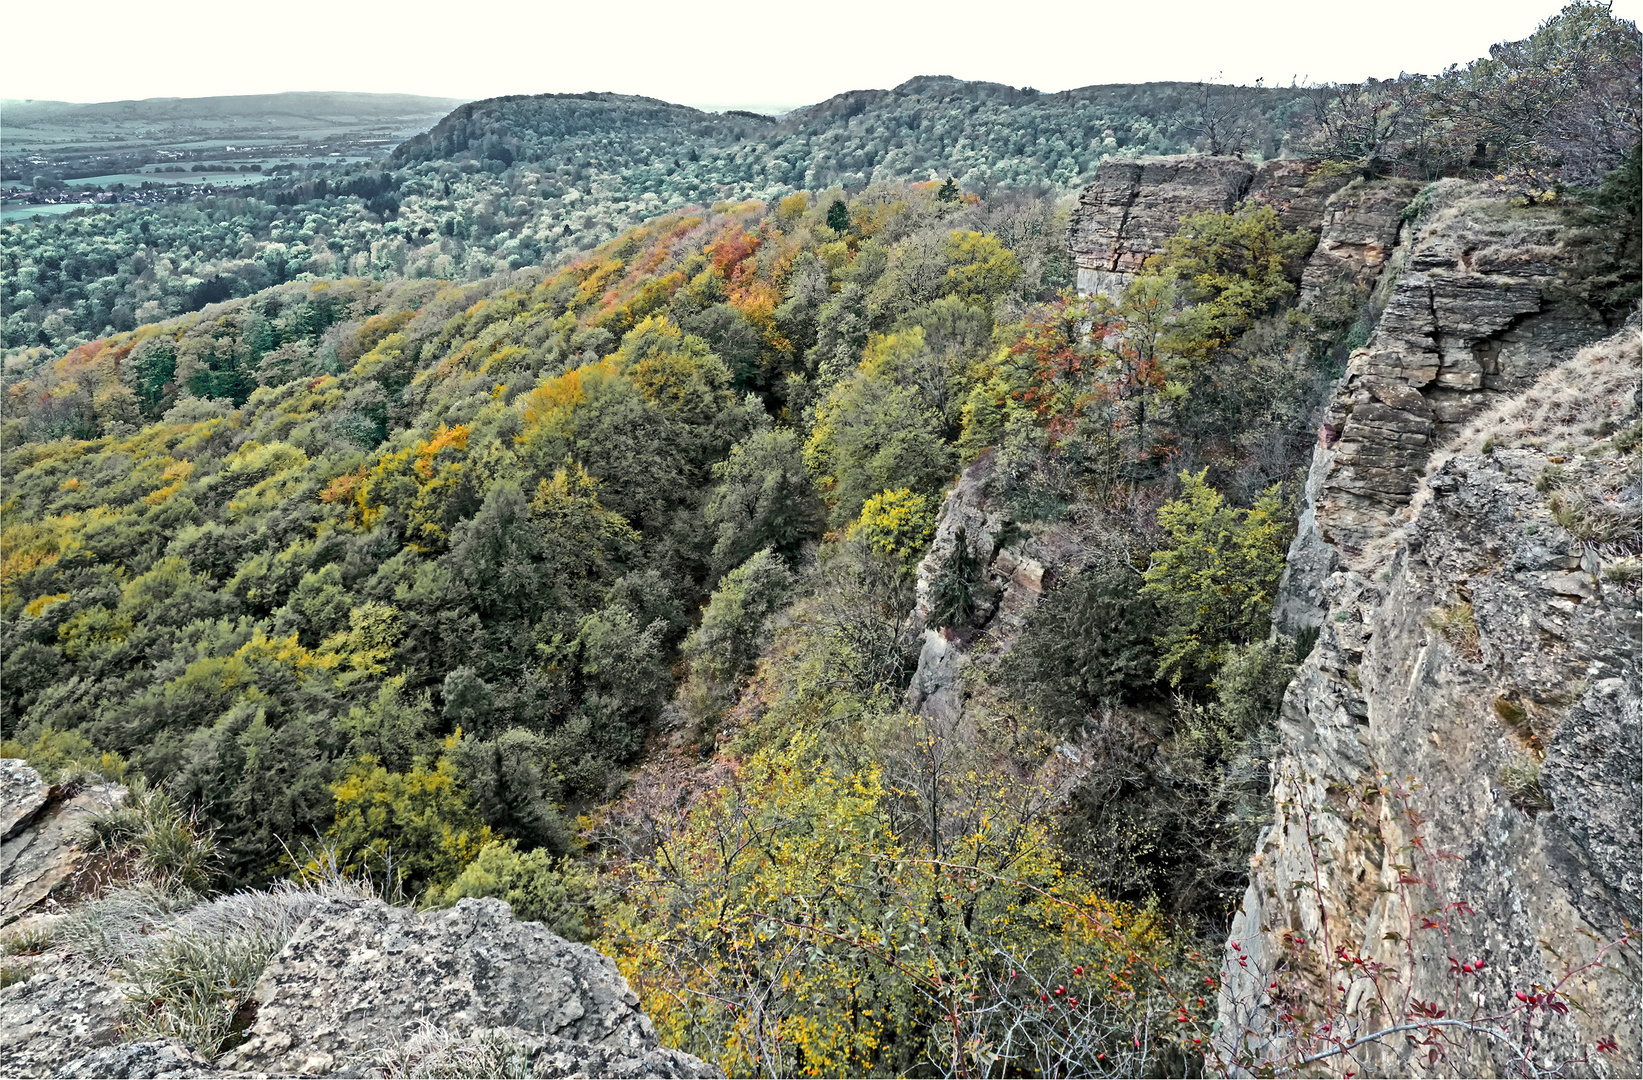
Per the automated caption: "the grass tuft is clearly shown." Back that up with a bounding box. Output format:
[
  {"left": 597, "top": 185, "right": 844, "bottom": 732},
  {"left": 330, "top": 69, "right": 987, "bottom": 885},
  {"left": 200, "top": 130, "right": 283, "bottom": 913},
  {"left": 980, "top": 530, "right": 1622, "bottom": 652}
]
[{"left": 369, "top": 1021, "right": 535, "bottom": 1079}]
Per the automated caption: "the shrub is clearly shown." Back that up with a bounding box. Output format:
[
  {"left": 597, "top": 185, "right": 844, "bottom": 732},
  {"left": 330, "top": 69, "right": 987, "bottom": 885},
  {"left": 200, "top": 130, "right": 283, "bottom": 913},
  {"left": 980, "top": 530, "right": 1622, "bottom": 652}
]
[
  {"left": 327, "top": 743, "right": 497, "bottom": 898},
  {"left": 1141, "top": 471, "right": 1290, "bottom": 687},
  {"left": 425, "top": 840, "right": 608, "bottom": 943},
  {"left": 1429, "top": 602, "right": 1483, "bottom": 661},
  {"left": 1500, "top": 756, "right": 1554, "bottom": 814},
  {"left": 0, "top": 726, "right": 127, "bottom": 785},
  {"left": 849, "top": 487, "right": 937, "bottom": 569},
  {"left": 81, "top": 780, "right": 221, "bottom": 894}
]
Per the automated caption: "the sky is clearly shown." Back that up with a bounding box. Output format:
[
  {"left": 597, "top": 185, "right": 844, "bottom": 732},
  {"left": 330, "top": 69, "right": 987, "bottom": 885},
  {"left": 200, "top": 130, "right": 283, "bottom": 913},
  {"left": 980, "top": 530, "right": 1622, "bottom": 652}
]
[{"left": 4, "top": 0, "right": 1639, "bottom": 111}]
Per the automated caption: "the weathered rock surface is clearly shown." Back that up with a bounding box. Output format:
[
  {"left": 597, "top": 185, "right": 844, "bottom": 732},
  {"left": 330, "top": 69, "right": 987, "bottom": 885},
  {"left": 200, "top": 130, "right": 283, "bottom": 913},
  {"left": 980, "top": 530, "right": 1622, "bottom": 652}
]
[
  {"left": 1222, "top": 330, "right": 1642, "bottom": 1076},
  {"left": 2, "top": 758, "right": 51, "bottom": 841},
  {"left": 57, "top": 1039, "right": 221, "bottom": 1079},
  {"left": 0, "top": 949, "right": 132, "bottom": 1078},
  {"left": 1314, "top": 187, "right": 1614, "bottom": 562},
  {"left": 1298, "top": 176, "right": 1422, "bottom": 301},
  {"left": 503, "top": 1028, "right": 720, "bottom": 1078},
  {"left": 1, "top": 761, "right": 127, "bottom": 925},
  {"left": 908, "top": 452, "right": 1093, "bottom": 720},
  {"left": 220, "top": 895, "right": 720, "bottom": 1077},
  {"left": 4, "top": 890, "right": 719, "bottom": 1078}
]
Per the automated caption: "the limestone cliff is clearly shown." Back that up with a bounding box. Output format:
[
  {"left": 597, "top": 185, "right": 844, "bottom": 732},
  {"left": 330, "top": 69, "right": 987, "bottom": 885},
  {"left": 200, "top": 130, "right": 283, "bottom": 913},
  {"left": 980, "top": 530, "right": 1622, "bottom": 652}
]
[{"left": 1221, "top": 322, "right": 1641, "bottom": 1076}]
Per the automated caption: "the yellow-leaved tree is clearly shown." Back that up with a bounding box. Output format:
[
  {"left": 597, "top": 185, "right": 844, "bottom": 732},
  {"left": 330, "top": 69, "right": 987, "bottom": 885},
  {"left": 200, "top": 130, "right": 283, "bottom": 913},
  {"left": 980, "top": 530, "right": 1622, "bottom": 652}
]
[{"left": 602, "top": 732, "right": 1205, "bottom": 1078}]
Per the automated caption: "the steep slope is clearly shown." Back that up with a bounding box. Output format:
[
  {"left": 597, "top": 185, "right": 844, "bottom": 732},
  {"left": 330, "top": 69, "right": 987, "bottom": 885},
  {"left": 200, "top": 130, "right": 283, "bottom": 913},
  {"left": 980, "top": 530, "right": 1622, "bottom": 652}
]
[{"left": 1219, "top": 320, "right": 1640, "bottom": 1072}]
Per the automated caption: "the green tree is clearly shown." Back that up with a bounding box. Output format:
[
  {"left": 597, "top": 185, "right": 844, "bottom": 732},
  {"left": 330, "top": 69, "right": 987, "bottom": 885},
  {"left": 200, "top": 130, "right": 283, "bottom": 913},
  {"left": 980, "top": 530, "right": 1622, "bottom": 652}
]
[
  {"left": 328, "top": 742, "right": 496, "bottom": 896},
  {"left": 705, "top": 423, "right": 823, "bottom": 576},
  {"left": 1140, "top": 470, "right": 1290, "bottom": 686},
  {"left": 826, "top": 198, "right": 851, "bottom": 233},
  {"left": 687, "top": 548, "right": 795, "bottom": 684},
  {"left": 1149, "top": 205, "right": 1313, "bottom": 358}
]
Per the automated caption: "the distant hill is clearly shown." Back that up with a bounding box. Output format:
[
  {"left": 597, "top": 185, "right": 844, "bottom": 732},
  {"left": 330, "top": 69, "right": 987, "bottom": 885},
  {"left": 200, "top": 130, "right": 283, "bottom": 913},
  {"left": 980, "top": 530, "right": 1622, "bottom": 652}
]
[
  {"left": 392, "top": 77, "right": 1312, "bottom": 190},
  {"left": 2, "top": 92, "right": 466, "bottom": 129}
]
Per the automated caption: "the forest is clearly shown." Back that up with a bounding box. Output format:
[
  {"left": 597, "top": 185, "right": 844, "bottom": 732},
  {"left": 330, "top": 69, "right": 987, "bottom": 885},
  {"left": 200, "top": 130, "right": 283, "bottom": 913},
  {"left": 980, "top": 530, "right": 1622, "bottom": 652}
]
[
  {"left": 1, "top": 3, "right": 1639, "bottom": 1076},
  {"left": 2, "top": 78, "right": 1312, "bottom": 364}
]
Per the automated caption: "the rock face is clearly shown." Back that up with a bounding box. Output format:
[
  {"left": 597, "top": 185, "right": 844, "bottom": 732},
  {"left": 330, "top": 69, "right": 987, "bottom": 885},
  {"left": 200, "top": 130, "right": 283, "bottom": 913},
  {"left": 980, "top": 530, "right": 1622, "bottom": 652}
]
[
  {"left": 1313, "top": 185, "right": 1612, "bottom": 563},
  {"left": 1221, "top": 327, "right": 1642, "bottom": 1075},
  {"left": 220, "top": 895, "right": 718, "bottom": 1077},
  {"left": 57, "top": 1039, "right": 218, "bottom": 1079},
  {"left": 907, "top": 452, "right": 1093, "bottom": 721},
  {"left": 0, "top": 950, "right": 133, "bottom": 1078},
  {"left": 1, "top": 760, "right": 127, "bottom": 925},
  {"left": 1298, "top": 176, "right": 1422, "bottom": 302},
  {"left": 1067, "top": 155, "right": 1357, "bottom": 298}
]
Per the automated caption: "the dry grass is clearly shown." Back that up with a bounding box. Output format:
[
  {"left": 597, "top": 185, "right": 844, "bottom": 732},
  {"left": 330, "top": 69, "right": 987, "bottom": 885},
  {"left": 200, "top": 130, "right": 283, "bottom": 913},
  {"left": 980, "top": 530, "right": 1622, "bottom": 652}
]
[
  {"left": 367, "top": 1021, "right": 535, "bottom": 1079},
  {"left": 54, "top": 857, "right": 376, "bottom": 1059},
  {"left": 1437, "top": 322, "right": 1641, "bottom": 463},
  {"left": 1500, "top": 756, "right": 1554, "bottom": 815},
  {"left": 1429, "top": 602, "right": 1483, "bottom": 662}
]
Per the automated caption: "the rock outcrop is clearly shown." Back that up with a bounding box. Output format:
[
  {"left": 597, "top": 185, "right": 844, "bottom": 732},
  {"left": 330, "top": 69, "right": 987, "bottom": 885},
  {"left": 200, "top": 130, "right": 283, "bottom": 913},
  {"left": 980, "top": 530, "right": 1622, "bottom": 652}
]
[
  {"left": 1, "top": 890, "right": 719, "bottom": 1078},
  {"left": 0, "top": 949, "right": 134, "bottom": 1078},
  {"left": 1297, "top": 177, "right": 1422, "bottom": 302},
  {"left": 1221, "top": 326, "right": 1641, "bottom": 1075},
  {"left": 1, "top": 761, "right": 127, "bottom": 925},
  {"left": 1067, "top": 156, "right": 1357, "bottom": 298},
  {"left": 1311, "top": 184, "right": 1613, "bottom": 565},
  {"left": 219, "top": 895, "right": 717, "bottom": 1077},
  {"left": 907, "top": 451, "right": 1094, "bottom": 721}
]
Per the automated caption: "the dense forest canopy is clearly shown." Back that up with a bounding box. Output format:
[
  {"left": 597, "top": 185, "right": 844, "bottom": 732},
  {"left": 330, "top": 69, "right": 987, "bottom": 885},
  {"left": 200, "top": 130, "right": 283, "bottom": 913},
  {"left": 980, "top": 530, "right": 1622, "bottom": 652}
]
[
  {"left": 3, "top": 78, "right": 1313, "bottom": 363},
  {"left": 1, "top": 4, "right": 1638, "bottom": 1076}
]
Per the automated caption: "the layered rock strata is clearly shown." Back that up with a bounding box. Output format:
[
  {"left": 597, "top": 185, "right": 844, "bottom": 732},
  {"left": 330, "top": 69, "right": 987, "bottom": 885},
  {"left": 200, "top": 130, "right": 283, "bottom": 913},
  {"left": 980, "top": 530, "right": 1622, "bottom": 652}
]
[
  {"left": 1313, "top": 187, "right": 1612, "bottom": 564},
  {"left": 1221, "top": 327, "right": 1642, "bottom": 1076},
  {"left": 1067, "top": 155, "right": 1358, "bottom": 298}
]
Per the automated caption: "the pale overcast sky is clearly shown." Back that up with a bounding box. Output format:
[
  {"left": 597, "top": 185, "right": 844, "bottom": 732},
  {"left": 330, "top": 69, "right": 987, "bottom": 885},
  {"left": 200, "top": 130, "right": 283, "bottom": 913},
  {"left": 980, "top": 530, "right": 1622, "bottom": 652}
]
[{"left": 4, "top": 0, "right": 1638, "bottom": 110}]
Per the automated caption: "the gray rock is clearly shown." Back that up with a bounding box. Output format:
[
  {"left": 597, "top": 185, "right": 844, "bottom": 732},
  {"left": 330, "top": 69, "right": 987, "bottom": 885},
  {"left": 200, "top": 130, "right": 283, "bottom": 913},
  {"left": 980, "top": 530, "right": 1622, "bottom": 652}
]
[
  {"left": 1314, "top": 190, "right": 1612, "bottom": 560},
  {"left": 1, "top": 759, "right": 50, "bottom": 841},
  {"left": 1541, "top": 677, "right": 1643, "bottom": 921},
  {"left": 221, "top": 896, "right": 711, "bottom": 1077},
  {"left": 1221, "top": 329, "right": 1642, "bottom": 1076},
  {"left": 57, "top": 1039, "right": 222, "bottom": 1078},
  {"left": 1, "top": 766, "right": 127, "bottom": 924},
  {"left": 0, "top": 950, "right": 131, "bottom": 1078},
  {"left": 515, "top": 1029, "right": 722, "bottom": 1078}
]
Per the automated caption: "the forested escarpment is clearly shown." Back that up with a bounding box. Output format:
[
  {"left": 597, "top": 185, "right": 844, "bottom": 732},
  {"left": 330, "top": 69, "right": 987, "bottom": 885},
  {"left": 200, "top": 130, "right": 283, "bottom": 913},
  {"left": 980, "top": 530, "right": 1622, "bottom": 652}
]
[
  {"left": 3, "top": 79, "right": 1306, "bottom": 363},
  {"left": 1, "top": 5, "right": 1638, "bottom": 1077},
  {"left": 1, "top": 185, "right": 1074, "bottom": 887}
]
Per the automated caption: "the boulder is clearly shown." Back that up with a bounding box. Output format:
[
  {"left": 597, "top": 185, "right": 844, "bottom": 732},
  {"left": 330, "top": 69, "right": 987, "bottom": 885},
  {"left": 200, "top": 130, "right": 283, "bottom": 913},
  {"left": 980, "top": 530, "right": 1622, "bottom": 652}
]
[
  {"left": 220, "top": 895, "right": 721, "bottom": 1077},
  {"left": 0, "top": 950, "right": 132, "bottom": 1078}
]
